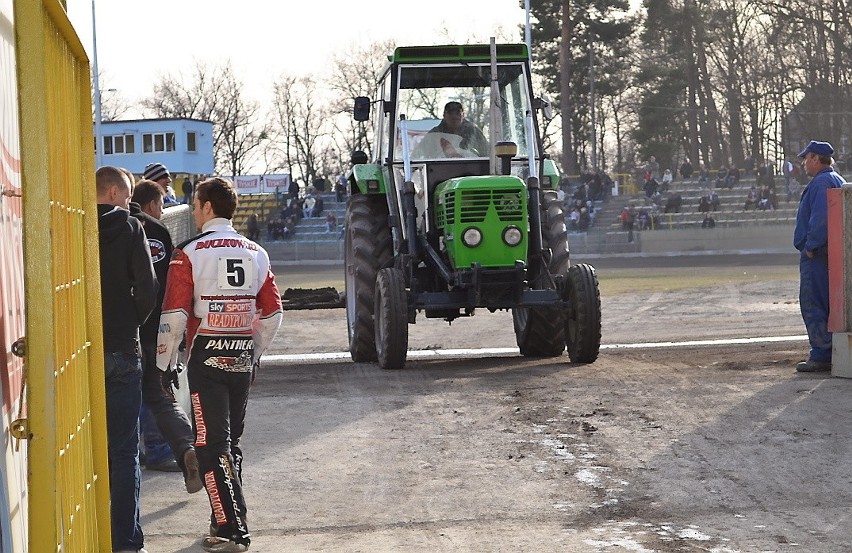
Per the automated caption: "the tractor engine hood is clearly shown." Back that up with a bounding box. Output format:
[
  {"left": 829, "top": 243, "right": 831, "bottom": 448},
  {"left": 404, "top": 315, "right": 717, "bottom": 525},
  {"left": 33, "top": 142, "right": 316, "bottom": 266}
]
[{"left": 434, "top": 175, "right": 528, "bottom": 269}]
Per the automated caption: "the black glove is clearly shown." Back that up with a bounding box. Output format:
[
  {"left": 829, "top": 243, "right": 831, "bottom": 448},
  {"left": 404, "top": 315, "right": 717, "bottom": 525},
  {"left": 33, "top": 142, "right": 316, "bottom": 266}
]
[
  {"left": 160, "top": 363, "right": 183, "bottom": 399},
  {"left": 251, "top": 360, "right": 259, "bottom": 386}
]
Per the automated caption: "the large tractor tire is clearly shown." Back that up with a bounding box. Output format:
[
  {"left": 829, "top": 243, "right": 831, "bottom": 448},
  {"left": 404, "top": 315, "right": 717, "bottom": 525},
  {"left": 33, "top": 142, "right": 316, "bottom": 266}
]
[
  {"left": 565, "top": 263, "right": 601, "bottom": 363},
  {"left": 513, "top": 190, "right": 570, "bottom": 356},
  {"left": 345, "top": 194, "right": 393, "bottom": 362},
  {"left": 374, "top": 268, "right": 409, "bottom": 370}
]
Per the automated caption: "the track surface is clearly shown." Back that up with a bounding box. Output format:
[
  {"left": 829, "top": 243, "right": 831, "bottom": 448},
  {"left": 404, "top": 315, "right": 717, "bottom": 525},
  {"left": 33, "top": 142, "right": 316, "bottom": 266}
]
[{"left": 140, "top": 255, "right": 852, "bottom": 552}]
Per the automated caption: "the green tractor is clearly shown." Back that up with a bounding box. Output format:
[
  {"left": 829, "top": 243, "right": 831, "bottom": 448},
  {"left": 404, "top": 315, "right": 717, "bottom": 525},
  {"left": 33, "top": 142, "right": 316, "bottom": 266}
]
[{"left": 345, "top": 42, "right": 601, "bottom": 370}]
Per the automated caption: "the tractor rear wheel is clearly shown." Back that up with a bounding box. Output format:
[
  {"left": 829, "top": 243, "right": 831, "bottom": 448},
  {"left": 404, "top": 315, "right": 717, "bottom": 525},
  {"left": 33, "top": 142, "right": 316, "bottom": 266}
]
[
  {"left": 565, "top": 263, "right": 601, "bottom": 363},
  {"left": 513, "top": 191, "right": 570, "bottom": 356},
  {"left": 345, "top": 195, "right": 392, "bottom": 362},
  {"left": 374, "top": 268, "right": 409, "bottom": 370}
]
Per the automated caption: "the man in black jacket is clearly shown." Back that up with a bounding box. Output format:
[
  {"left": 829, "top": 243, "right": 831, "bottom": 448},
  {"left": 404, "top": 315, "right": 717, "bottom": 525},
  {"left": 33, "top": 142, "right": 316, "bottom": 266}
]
[
  {"left": 96, "top": 165, "right": 157, "bottom": 553},
  {"left": 129, "top": 179, "right": 202, "bottom": 493}
]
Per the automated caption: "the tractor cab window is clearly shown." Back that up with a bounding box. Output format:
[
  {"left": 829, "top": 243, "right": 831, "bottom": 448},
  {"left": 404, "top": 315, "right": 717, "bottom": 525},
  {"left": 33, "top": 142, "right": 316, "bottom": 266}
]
[{"left": 392, "top": 62, "right": 533, "bottom": 162}]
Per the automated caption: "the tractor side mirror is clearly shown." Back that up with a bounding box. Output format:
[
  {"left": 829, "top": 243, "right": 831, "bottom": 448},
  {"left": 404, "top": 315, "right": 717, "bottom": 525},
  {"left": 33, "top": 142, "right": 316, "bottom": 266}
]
[
  {"left": 354, "top": 96, "right": 371, "bottom": 121},
  {"left": 350, "top": 150, "right": 368, "bottom": 165},
  {"left": 534, "top": 95, "right": 553, "bottom": 120}
]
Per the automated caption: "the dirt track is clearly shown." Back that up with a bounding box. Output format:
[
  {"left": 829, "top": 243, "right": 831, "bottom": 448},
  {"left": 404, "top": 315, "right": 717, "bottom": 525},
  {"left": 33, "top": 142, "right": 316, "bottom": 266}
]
[{"left": 140, "top": 255, "right": 852, "bottom": 552}]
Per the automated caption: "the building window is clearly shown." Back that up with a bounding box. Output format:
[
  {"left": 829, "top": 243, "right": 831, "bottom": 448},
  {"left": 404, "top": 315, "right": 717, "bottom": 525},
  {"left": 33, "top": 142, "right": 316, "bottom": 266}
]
[
  {"left": 142, "top": 132, "right": 176, "bottom": 153},
  {"left": 187, "top": 131, "right": 197, "bottom": 152},
  {"left": 103, "top": 134, "right": 135, "bottom": 155}
]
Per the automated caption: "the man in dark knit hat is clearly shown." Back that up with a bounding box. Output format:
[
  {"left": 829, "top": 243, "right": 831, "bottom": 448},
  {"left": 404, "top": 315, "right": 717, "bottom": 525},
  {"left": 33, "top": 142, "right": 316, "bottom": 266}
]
[
  {"left": 143, "top": 162, "right": 179, "bottom": 205},
  {"left": 794, "top": 140, "right": 844, "bottom": 372}
]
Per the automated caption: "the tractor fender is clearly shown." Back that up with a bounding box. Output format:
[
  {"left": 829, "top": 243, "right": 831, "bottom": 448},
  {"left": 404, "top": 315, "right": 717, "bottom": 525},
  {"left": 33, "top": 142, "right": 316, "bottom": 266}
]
[{"left": 351, "top": 163, "right": 387, "bottom": 194}]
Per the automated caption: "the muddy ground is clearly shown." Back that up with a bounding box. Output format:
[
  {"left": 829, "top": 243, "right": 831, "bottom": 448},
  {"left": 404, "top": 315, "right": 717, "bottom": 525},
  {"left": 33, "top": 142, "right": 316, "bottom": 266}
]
[{"left": 140, "top": 253, "right": 852, "bottom": 552}]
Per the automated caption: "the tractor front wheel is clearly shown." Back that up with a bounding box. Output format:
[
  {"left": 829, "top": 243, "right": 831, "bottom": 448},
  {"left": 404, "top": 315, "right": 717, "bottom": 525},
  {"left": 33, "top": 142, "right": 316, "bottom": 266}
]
[
  {"left": 564, "top": 263, "right": 601, "bottom": 363},
  {"left": 345, "top": 195, "right": 392, "bottom": 362},
  {"left": 513, "top": 190, "right": 570, "bottom": 356},
  {"left": 374, "top": 268, "right": 409, "bottom": 370}
]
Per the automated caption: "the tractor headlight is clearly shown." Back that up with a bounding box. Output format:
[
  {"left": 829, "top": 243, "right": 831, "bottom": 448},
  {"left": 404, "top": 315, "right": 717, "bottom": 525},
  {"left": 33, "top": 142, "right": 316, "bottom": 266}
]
[
  {"left": 462, "top": 227, "right": 482, "bottom": 247},
  {"left": 503, "top": 226, "right": 522, "bottom": 246}
]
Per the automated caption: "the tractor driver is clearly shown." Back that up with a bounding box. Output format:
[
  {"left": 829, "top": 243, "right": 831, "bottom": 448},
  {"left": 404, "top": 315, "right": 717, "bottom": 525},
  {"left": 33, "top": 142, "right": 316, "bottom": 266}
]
[{"left": 428, "top": 101, "right": 489, "bottom": 157}]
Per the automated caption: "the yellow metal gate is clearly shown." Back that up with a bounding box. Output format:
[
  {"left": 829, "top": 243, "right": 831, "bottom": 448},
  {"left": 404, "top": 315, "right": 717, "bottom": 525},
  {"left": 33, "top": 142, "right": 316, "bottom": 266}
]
[{"left": 15, "top": 0, "right": 110, "bottom": 551}]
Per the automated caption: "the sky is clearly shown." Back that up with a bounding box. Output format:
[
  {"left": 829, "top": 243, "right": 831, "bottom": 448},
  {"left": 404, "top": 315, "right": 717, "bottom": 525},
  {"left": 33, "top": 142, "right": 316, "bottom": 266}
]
[{"left": 66, "top": 0, "right": 529, "bottom": 115}]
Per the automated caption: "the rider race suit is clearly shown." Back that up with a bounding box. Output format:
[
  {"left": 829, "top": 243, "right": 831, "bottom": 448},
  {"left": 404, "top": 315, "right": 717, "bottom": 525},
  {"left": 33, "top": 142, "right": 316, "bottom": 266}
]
[{"left": 157, "top": 218, "right": 282, "bottom": 545}]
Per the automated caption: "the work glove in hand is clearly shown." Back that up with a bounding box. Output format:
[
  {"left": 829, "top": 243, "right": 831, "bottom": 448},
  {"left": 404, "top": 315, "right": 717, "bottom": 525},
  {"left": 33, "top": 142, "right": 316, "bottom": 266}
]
[{"left": 161, "top": 363, "right": 183, "bottom": 400}]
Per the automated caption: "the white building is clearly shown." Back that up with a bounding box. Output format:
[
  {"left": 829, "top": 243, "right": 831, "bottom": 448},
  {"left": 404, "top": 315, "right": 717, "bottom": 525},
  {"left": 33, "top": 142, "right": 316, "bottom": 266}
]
[{"left": 98, "top": 117, "right": 214, "bottom": 176}]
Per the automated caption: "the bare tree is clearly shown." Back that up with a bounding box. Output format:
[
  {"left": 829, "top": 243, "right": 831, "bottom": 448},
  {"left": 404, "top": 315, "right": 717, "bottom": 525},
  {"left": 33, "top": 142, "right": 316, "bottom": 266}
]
[
  {"left": 327, "top": 39, "right": 396, "bottom": 161},
  {"left": 141, "top": 61, "right": 265, "bottom": 175},
  {"left": 270, "top": 74, "right": 335, "bottom": 185}
]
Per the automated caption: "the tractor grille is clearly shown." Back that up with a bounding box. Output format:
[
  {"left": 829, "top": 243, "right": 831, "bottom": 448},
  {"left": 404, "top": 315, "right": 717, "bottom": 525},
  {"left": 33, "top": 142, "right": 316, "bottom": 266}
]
[
  {"left": 439, "top": 193, "right": 455, "bottom": 226},
  {"left": 459, "top": 190, "right": 492, "bottom": 223},
  {"left": 492, "top": 189, "right": 524, "bottom": 221},
  {"left": 439, "top": 187, "right": 525, "bottom": 227}
]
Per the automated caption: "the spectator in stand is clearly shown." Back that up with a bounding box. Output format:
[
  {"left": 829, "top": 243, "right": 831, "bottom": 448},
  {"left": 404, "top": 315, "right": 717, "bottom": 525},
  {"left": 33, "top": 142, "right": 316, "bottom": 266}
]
[
  {"left": 599, "top": 171, "right": 614, "bottom": 201},
  {"left": 715, "top": 165, "right": 729, "bottom": 188},
  {"left": 302, "top": 193, "right": 316, "bottom": 218},
  {"left": 660, "top": 169, "right": 673, "bottom": 192},
  {"left": 788, "top": 172, "right": 803, "bottom": 203},
  {"left": 680, "top": 159, "right": 694, "bottom": 180},
  {"left": 573, "top": 182, "right": 588, "bottom": 203},
  {"left": 702, "top": 213, "right": 716, "bottom": 228},
  {"left": 312, "top": 195, "right": 324, "bottom": 218},
  {"left": 325, "top": 211, "right": 338, "bottom": 232},
  {"left": 568, "top": 207, "right": 580, "bottom": 230},
  {"left": 284, "top": 215, "right": 296, "bottom": 239},
  {"left": 697, "top": 164, "right": 711, "bottom": 187},
  {"left": 288, "top": 177, "right": 300, "bottom": 201},
  {"left": 757, "top": 160, "right": 776, "bottom": 189},
  {"left": 246, "top": 213, "right": 261, "bottom": 241},
  {"left": 636, "top": 209, "right": 650, "bottom": 231},
  {"left": 758, "top": 185, "right": 777, "bottom": 210},
  {"left": 664, "top": 192, "right": 683, "bottom": 213},
  {"left": 643, "top": 176, "right": 658, "bottom": 198},
  {"left": 644, "top": 156, "right": 661, "bottom": 181},
  {"left": 743, "top": 155, "right": 755, "bottom": 176},
  {"left": 699, "top": 190, "right": 720, "bottom": 212},
  {"left": 709, "top": 189, "right": 720, "bottom": 211},
  {"left": 576, "top": 207, "right": 591, "bottom": 231},
  {"left": 783, "top": 158, "right": 801, "bottom": 202},
  {"left": 725, "top": 166, "right": 740, "bottom": 188},
  {"left": 335, "top": 175, "right": 347, "bottom": 202},
  {"left": 744, "top": 186, "right": 759, "bottom": 210},
  {"left": 182, "top": 177, "right": 193, "bottom": 205},
  {"left": 588, "top": 170, "right": 603, "bottom": 201},
  {"left": 619, "top": 206, "right": 632, "bottom": 231}
]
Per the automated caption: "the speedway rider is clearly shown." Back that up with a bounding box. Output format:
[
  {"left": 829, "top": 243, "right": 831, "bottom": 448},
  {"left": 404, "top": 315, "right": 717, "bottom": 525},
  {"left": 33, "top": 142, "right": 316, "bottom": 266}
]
[{"left": 156, "top": 177, "right": 283, "bottom": 552}]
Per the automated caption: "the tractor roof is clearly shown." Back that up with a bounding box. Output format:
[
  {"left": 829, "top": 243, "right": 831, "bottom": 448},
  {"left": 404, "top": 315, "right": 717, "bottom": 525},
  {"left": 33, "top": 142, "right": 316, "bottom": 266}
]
[{"left": 389, "top": 43, "right": 529, "bottom": 64}]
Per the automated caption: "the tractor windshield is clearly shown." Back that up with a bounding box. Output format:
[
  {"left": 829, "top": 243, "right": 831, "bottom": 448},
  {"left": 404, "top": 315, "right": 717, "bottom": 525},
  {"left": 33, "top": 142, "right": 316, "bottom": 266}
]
[{"left": 393, "top": 62, "right": 532, "bottom": 161}]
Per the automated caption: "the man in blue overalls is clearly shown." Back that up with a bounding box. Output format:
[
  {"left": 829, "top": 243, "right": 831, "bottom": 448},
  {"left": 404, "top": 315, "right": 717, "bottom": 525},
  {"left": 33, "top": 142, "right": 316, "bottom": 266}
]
[{"left": 794, "top": 140, "right": 845, "bottom": 372}]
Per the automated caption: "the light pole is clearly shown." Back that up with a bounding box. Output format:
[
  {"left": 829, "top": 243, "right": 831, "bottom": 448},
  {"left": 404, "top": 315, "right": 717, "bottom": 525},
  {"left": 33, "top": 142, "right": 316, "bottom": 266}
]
[
  {"left": 91, "top": 0, "right": 104, "bottom": 169},
  {"left": 525, "top": 0, "right": 532, "bottom": 63}
]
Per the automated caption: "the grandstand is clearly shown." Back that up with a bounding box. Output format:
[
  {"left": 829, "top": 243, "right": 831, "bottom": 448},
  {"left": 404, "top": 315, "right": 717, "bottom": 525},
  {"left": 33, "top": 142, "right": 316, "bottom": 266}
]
[
  {"left": 229, "top": 173, "right": 824, "bottom": 261},
  {"left": 566, "top": 173, "right": 808, "bottom": 255}
]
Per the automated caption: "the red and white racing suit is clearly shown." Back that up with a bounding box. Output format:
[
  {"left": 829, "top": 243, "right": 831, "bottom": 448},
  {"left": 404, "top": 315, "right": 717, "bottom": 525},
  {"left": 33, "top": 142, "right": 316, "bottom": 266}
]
[{"left": 157, "top": 218, "right": 282, "bottom": 546}]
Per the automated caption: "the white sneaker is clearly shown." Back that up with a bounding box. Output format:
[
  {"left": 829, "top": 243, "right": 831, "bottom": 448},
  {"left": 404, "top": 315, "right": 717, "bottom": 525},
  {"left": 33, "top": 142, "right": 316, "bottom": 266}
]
[{"left": 201, "top": 536, "right": 249, "bottom": 552}]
